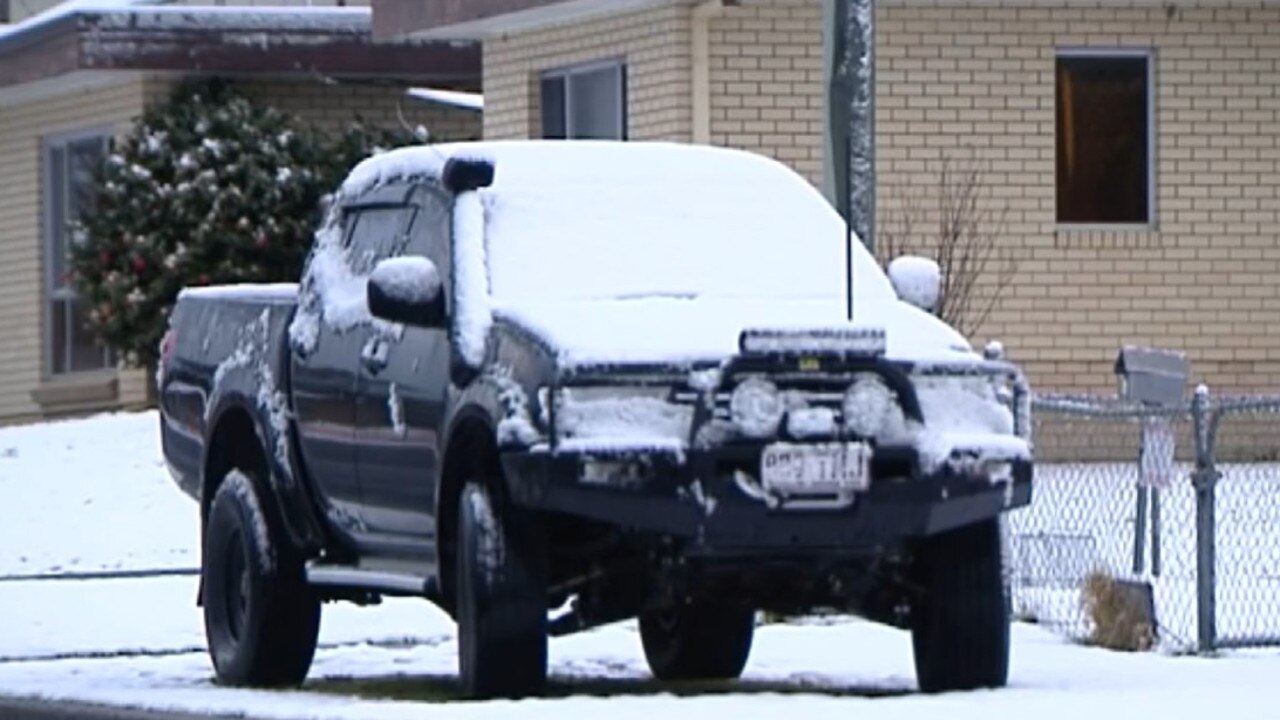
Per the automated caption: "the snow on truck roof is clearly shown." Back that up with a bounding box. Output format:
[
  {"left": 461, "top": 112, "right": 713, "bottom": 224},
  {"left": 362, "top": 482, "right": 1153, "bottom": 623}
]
[{"left": 337, "top": 141, "right": 971, "bottom": 366}]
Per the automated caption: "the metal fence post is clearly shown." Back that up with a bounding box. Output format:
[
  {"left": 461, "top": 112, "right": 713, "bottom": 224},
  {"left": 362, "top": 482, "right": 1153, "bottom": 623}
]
[{"left": 1191, "top": 384, "right": 1219, "bottom": 653}]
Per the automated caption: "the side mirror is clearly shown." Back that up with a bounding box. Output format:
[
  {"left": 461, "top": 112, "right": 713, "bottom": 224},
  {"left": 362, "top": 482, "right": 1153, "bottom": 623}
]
[
  {"left": 367, "top": 256, "right": 446, "bottom": 327},
  {"left": 887, "top": 255, "right": 941, "bottom": 313}
]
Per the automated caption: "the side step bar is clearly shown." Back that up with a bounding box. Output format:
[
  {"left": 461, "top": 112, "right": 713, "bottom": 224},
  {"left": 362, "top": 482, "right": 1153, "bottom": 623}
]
[{"left": 306, "top": 563, "right": 437, "bottom": 598}]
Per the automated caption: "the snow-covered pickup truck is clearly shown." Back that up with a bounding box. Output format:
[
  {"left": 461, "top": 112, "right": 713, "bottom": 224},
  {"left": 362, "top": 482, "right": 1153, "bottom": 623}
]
[{"left": 158, "top": 141, "right": 1033, "bottom": 698}]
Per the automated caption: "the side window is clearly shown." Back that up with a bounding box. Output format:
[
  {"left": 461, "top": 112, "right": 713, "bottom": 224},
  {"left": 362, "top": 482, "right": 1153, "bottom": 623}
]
[
  {"left": 345, "top": 206, "right": 411, "bottom": 275},
  {"left": 45, "top": 132, "right": 114, "bottom": 376},
  {"left": 405, "top": 188, "right": 453, "bottom": 313},
  {"left": 540, "top": 60, "right": 627, "bottom": 140}
]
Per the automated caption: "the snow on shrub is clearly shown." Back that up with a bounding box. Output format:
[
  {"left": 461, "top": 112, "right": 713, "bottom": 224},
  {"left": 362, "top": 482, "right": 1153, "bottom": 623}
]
[{"left": 69, "top": 78, "right": 422, "bottom": 369}]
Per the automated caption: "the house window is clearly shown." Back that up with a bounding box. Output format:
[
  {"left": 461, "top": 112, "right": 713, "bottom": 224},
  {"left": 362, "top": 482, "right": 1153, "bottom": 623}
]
[
  {"left": 540, "top": 61, "right": 627, "bottom": 140},
  {"left": 1055, "top": 52, "right": 1152, "bottom": 225},
  {"left": 45, "top": 133, "right": 114, "bottom": 375}
]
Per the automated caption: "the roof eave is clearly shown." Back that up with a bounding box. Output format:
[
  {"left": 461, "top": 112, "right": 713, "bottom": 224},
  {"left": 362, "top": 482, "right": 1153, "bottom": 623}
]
[
  {"left": 373, "top": 0, "right": 674, "bottom": 42},
  {"left": 0, "top": 9, "right": 481, "bottom": 94}
]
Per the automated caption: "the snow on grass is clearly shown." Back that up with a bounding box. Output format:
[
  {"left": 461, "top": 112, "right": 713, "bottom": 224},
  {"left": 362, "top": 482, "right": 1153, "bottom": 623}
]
[
  {"left": 2, "top": 410, "right": 1280, "bottom": 717},
  {"left": 0, "top": 574, "right": 453, "bottom": 663},
  {"left": 1008, "top": 462, "right": 1280, "bottom": 650},
  {"left": 0, "top": 411, "right": 196, "bottom": 578},
  {"left": 1, "top": 622, "right": 1280, "bottom": 720}
]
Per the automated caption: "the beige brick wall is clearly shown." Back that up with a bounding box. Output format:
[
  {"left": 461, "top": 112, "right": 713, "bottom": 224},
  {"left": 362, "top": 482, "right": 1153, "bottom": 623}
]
[
  {"left": 872, "top": 1, "right": 1280, "bottom": 398},
  {"left": 482, "top": 0, "right": 1280, "bottom": 400},
  {"left": 707, "top": 0, "right": 825, "bottom": 186},
  {"left": 482, "top": 4, "right": 692, "bottom": 141},
  {"left": 236, "top": 81, "right": 480, "bottom": 142}
]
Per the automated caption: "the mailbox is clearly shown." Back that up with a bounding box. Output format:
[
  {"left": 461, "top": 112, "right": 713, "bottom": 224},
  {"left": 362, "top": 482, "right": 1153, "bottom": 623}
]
[{"left": 1114, "top": 346, "right": 1190, "bottom": 407}]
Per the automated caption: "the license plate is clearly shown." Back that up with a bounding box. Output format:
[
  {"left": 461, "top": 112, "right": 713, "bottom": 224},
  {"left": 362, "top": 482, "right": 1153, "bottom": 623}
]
[{"left": 761, "top": 442, "right": 871, "bottom": 497}]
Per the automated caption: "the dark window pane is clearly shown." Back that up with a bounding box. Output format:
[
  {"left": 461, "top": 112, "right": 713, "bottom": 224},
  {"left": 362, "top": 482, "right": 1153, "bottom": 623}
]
[
  {"left": 50, "top": 299, "right": 68, "bottom": 375},
  {"left": 568, "top": 66, "right": 623, "bottom": 139},
  {"left": 1056, "top": 56, "right": 1149, "bottom": 224},
  {"left": 48, "top": 145, "right": 67, "bottom": 290},
  {"left": 68, "top": 297, "right": 111, "bottom": 372},
  {"left": 346, "top": 207, "right": 407, "bottom": 274},
  {"left": 68, "top": 137, "right": 104, "bottom": 223},
  {"left": 540, "top": 76, "right": 567, "bottom": 139},
  {"left": 407, "top": 193, "right": 452, "bottom": 315},
  {"left": 46, "top": 135, "right": 113, "bottom": 375}
]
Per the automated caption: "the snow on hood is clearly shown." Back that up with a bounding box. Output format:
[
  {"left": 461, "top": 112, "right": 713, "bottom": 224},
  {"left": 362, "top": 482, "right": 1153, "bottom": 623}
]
[
  {"left": 499, "top": 297, "right": 973, "bottom": 368},
  {"left": 340, "top": 140, "right": 976, "bottom": 368}
]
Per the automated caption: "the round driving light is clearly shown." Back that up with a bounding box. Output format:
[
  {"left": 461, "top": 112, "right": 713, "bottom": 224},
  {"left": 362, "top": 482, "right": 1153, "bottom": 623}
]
[
  {"left": 843, "top": 373, "right": 899, "bottom": 439},
  {"left": 730, "top": 377, "right": 784, "bottom": 438}
]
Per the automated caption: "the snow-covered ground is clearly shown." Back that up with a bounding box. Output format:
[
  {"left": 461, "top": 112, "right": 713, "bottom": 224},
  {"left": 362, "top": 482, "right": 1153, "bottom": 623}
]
[
  {"left": 2, "top": 410, "right": 1280, "bottom": 719},
  {"left": 1007, "top": 461, "right": 1280, "bottom": 649}
]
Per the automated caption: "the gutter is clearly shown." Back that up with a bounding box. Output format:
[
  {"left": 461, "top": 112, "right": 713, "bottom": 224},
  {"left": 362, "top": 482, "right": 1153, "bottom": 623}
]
[{"left": 690, "top": 0, "right": 736, "bottom": 144}]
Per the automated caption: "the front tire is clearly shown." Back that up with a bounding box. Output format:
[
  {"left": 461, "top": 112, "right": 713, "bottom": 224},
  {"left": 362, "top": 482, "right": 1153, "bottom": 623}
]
[
  {"left": 639, "top": 600, "right": 755, "bottom": 681},
  {"left": 456, "top": 482, "right": 548, "bottom": 699},
  {"left": 203, "top": 470, "right": 320, "bottom": 687},
  {"left": 910, "top": 518, "right": 1010, "bottom": 693}
]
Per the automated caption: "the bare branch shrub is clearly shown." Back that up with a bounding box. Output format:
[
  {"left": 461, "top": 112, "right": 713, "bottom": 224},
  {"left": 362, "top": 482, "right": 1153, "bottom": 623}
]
[{"left": 879, "top": 156, "right": 1017, "bottom": 338}]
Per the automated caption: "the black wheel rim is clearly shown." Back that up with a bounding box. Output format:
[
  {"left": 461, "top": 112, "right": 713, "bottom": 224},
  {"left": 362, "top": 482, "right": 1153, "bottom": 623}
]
[{"left": 222, "top": 529, "right": 249, "bottom": 644}]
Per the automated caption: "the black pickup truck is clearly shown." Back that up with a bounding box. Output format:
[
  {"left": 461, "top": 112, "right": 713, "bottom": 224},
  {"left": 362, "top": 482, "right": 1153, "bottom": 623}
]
[{"left": 159, "top": 140, "right": 1033, "bottom": 698}]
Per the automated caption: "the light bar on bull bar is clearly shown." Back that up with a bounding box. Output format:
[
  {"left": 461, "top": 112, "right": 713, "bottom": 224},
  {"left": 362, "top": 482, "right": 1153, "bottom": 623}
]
[{"left": 738, "top": 327, "right": 887, "bottom": 357}]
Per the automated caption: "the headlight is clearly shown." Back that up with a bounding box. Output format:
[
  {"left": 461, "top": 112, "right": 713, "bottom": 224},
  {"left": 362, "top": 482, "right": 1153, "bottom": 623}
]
[
  {"left": 843, "top": 373, "right": 902, "bottom": 439},
  {"left": 730, "top": 377, "right": 784, "bottom": 438},
  {"left": 555, "top": 386, "right": 691, "bottom": 442}
]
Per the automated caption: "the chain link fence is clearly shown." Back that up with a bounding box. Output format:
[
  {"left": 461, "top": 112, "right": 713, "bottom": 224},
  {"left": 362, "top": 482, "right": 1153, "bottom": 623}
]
[{"left": 1007, "top": 389, "right": 1280, "bottom": 653}]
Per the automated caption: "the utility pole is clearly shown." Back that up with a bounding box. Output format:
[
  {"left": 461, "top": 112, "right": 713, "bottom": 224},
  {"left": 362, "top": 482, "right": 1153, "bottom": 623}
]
[{"left": 823, "top": 0, "right": 876, "bottom": 316}]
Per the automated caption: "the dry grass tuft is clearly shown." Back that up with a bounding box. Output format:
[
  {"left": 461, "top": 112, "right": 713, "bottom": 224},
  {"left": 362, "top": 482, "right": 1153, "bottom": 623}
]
[{"left": 1081, "top": 571, "right": 1157, "bottom": 652}]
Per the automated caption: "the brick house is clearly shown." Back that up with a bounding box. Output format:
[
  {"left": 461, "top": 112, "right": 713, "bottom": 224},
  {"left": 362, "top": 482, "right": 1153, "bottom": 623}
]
[
  {"left": 372, "top": 0, "right": 1280, "bottom": 401},
  {"left": 0, "top": 1, "right": 482, "bottom": 425}
]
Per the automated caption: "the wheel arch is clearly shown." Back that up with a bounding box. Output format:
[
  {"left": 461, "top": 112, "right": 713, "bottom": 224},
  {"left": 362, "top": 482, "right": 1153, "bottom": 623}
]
[
  {"left": 200, "top": 392, "right": 327, "bottom": 558},
  {"left": 201, "top": 400, "right": 270, "bottom": 524}
]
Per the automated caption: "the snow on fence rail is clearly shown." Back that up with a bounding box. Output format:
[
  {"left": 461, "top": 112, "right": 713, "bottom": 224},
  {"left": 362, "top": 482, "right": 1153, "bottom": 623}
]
[{"left": 1008, "top": 390, "right": 1280, "bottom": 652}]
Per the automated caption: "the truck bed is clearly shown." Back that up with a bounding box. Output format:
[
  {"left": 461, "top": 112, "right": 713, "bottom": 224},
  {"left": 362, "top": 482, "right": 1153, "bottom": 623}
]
[{"left": 159, "top": 283, "right": 299, "bottom": 503}]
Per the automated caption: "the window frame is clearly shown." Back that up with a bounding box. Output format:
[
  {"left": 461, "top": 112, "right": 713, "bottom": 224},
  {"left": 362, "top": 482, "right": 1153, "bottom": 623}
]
[
  {"left": 42, "top": 127, "right": 114, "bottom": 378},
  {"left": 1054, "top": 47, "right": 1157, "bottom": 231},
  {"left": 539, "top": 58, "right": 628, "bottom": 140}
]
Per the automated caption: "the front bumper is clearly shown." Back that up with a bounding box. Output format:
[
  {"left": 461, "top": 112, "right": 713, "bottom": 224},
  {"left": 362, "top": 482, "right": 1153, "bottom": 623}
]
[{"left": 502, "top": 444, "right": 1032, "bottom": 557}]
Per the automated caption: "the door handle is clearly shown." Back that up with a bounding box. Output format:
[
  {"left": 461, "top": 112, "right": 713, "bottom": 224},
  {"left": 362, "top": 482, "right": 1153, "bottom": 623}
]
[{"left": 361, "top": 338, "right": 389, "bottom": 374}]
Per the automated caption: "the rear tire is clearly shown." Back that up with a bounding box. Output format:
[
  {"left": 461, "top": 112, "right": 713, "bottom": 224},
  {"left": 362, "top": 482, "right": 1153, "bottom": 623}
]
[
  {"left": 910, "top": 519, "right": 1010, "bottom": 693},
  {"left": 202, "top": 470, "right": 320, "bottom": 687},
  {"left": 639, "top": 600, "right": 755, "bottom": 681},
  {"left": 456, "top": 482, "right": 548, "bottom": 699}
]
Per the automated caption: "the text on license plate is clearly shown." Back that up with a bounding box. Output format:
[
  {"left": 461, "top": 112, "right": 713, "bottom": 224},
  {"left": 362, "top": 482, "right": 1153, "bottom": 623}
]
[{"left": 760, "top": 442, "right": 871, "bottom": 496}]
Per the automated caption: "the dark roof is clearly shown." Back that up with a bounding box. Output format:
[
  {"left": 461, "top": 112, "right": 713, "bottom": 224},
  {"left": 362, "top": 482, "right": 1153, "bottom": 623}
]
[{"left": 0, "top": 5, "right": 480, "bottom": 91}]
